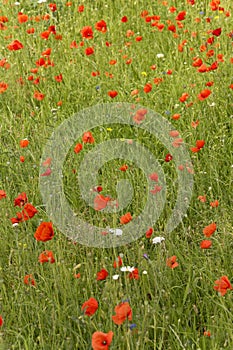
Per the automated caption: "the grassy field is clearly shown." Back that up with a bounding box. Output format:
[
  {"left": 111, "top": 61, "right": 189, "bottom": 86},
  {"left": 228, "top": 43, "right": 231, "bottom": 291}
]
[{"left": 0, "top": 0, "right": 233, "bottom": 349}]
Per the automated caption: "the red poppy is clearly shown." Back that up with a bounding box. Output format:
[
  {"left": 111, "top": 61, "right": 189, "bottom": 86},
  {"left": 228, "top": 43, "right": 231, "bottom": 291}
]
[
  {"left": 94, "top": 194, "right": 111, "bottom": 211},
  {"left": 176, "top": 11, "right": 186, "bottom": 21},
  {"left": 54, "top": 74, "right": 63, "bottom": 82},
  {"left": 92, "top": 331, "right": 113, "bottom": 350},
  {"left": 18, "top": 13, "right": 28, "bottom": 24},
  {"left": 34, "top": 222, "right": 54, "bottom": 242},
  {"left": 22, "top": 203, "right": 38, "bottom": 220},
  {"left": 40, "top": 168, "right": 52, "bottom": 177},
  {"left": 81, "top": 297, "right": 98, "bottom": 316},
  {"left": 74, "top": 143, "right": 82, "bottom": 154},
  {"left": 14, "top": 192, "right": 28, "bottom": 207},
  {"left": 38, "top": 250, "right": 55, "bottom": 263},
  {"left": 81, "top": 26, "right": 93, "bottom": 39},
  {"left": 203, "top": 330, "right": 211, "bottom": 337},
  {"left": 129, "top": 268, "right": 139, "bottom": 280},
  {"left": 132, "top": 108, "right": 147, "bottom": 124},
  {"left": 210, "top": 200, "right": 219, "bottom": 208},
  {"left": 144, "top": 83, "right": 152, "bottom": 93},
  {"left": 24, "top": 274, "right": 36, "bottom": 286},
  {"left": 0, "top": 315, "right": 3, "bottom": 327},
  {"left": 119, "top": 164, "right": 128, "bottom": 171},
  {"left": 198, "top": 195, "right": 206, "bottom": 203},
  {"left": 49, "top": 3, "right": 57, "bottom": 12},
  {"left": 96, "top": 269, "right": 108, "bottom": 280},
  {"left": 34, "top": 91, "right": 45, "bottom": 101},
  {"left": 166, "top": 256, "right": 179, "bottom": 269},
  {"left": 85, "top": 47, "right": 94, "bottom": 55},
  {"left": 108, "top": 90, "right": 118, "bottom": 98},
  {"left": 113, "top": 256, "right": 123, "bottom": 268},
  {"left": 213, "top": 276, "right": 233, "bottom": 296},
  {"left": 78, "top": 5, "right": 84, "bottom": 12},
  {"left": 179, "top": 92, "right": 189, "bottom": 102},
  {"left": 150, "top": 185, "right": 162, "bottom": 194},
  {"left": 7, "top": 39, "right": 23, "bottom": 51},
  {"left": 120, "top": 212, "right": 132, "bottom": 224},
  {"left": 95, "top": 20, "right": 107, "bottom": 33},
  {"left": 198, "top": 89, "right": 211, "bottom": 101},
  {"left": 0, "top": 190, "right": 6, "bottom": 200},
  {"left": 203, "top": 222, "right": 217, "bottom": 237},
  {"left": 165, "top": 153, "right": 173, "bottom": 162},
  {"left": 20, "top": 139, "right": 29, "bottom": 148},
  {"left": 121, "top": 16, "right": 128, "bottom": 23},
  {"left": 196, "top": 140, "right": 205, "bottom": 149},
  {"left": 212, "top": 27, "right": 221, "bottom": 36},
  {"left": 112, "top": 302, "right": 132, "bottom": 325},
  {"left": 0, "top": 82, "right": 8, "bottom": 94},
  {"left": 200, "top": 240, "right": 212, "bottom": 249},
  {"left": 149, "top": 173, "right": 158, "bottom": 182},
  {"left": 82, "top": 131, "right": 95, "bottom": 144}
]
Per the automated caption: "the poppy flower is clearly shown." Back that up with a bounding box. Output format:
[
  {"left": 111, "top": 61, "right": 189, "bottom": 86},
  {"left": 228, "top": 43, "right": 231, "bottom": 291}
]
[
  {"left": 24, "top": 274, "right": 36, "bottom": 286},
  {"left": 120, "top": 212, "right": 132, "bottom": 224},
  {"left": 81, "top": 297, "right": 98, "bottom": 316},
  {"left": 112, "top": 302, "right": 132, "bottom": 325},
  {"left": 82, "top": 131, "right": 95, "bottom": 144},
  {"left": 34, "top": 222, "right": 54, "bottom": 242},
  {"left": 149, "top": 173, "right": 158, "bottom": 182},
  {"left": 18, "top": 13, "right": 28, "bottom": 24},
  {"left": 74, "top": 143, "right": 82, "bottom": 154},
  {"left": 22, "top": 203, "right": 38, "bottom": 220},
  {"left": 176, "top": 11, "right": 186, "bottom": 21},
  {"left": 132, "top": 108, "right": 147, "bottom": 124},
  {"left": 203, "top": 222, "right": 217, "bottom": 237},
  {"left": 78, "top": 5, "right": 84, "bottom": 12},
  {"left": 210, "top": 200, "right": 219, "bottom": 208},
  {"left": 38, "top": 250, "right": 55, "bottom": 263},
  {"left": 121, "top": 16, "right": 128, "bottom": 23},
  {"left": 129, "top": 268, "right": 139, "bottom": 280},
  {"left": 40, "top": 168, "right": 52, "bottom": 177},
  {"left": 213, "top": 276, "right": 233, "bottom": 296},
  {"left": 150, "top": 185, "right": 162, "bottom": 194},
  {"left": 108, "top": 90, "right": 118, "bottom": 98},
  {"left": 85, "top": 47, "right": 94, "bottom": 55},
  {"left": 119, "top": 164, "right": 128, "bottom": 171},
  {"left": 146, "top": 227, "right": 154, "bottom": 238},
  {"left": 7, "top": 39, "right": 23, "bottom": 51},
  {"left": 0, "top": 82, "right": 8, "bottom": 94},
  {"left": 81, "top": 26, "right": 93, "bottom": 39},
  {"left": 94, "top": 194, "right": 111, "bottom": 211},
  {"left": 54, "top": 74, "right": 63, "bottom": 82},
  {"left": 196, "top": 140, "right": 205, "bottom": 149},
  {"left": 212, "top": 28, "right": 221, "bottom": 36},
  {"left": 92, "top": 331, "right": 113, "bottom": 350},
  {"left": 179, "top": 92, "right": 189, "bottom": 102},
  {"left": 172, "top": 113, "right": 180, "bottom": 120},
  {"left": 0, "top": 190, "right": 7, "bottom": 200},
  {"left": 198, "top": 195, "right": 206, "bottom": 203},
  {"left": 144, "top": 83, "right": 152, "bottom": 93},
  {"left": 34, "top": 91, "right": 45, "bottom": 101},
  {"left": 113, "top": 256, "right": 123, "bottom": 268},
  {"left": 203, "top": 330, "right": 211, "bottom": 337},
  {"left": 95, "top": 20, "right": 107, "bottom": 33},
  {"left": 0, "top": 315, "right": 3, "bottom": 327},
  {"left": 200, "top": 240, "right": 212, "bottom": 249},
  {"left": 14, "top": 192, "right": 28, "bottom": 207},
  {"left": 20, "top": 139, "right": 29, "bottom": 148},
  {"left": 165, "top": 153, "right": 173, "bottom": 162},
  {"left": 96, "top": 269, "right": 108, "bottom": 280},
  {"left": 198, "top": 89, "right": 211, "bottom": 101},
  {"left": 49, "top": 3, "right": 57, "bottom": 12},
  {"left": 166, "top": 256, "right": 179, "bottom": 269}
]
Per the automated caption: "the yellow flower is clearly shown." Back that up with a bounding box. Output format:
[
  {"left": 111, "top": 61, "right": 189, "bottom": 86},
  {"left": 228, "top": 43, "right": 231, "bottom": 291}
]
[{"left": 141, "top": 71, "right": 147, "bottom": 76}]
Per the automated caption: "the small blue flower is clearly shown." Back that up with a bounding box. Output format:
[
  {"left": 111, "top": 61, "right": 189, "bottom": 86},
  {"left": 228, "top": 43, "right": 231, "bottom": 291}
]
[
  {"left": 96, "top": 86, "right": 100, "bottom": 91},
  {"left": 143, "top": 253, "right": 149, "bottom": 260},
  {"left": 129, "top": 323, "right": 137, "bottom": 330}
]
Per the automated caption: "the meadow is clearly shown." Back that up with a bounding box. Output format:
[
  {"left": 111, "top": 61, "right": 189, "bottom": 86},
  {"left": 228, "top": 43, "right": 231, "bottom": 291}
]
[{"left": 0, "top": 0, "right": 233, "bottom": 349}]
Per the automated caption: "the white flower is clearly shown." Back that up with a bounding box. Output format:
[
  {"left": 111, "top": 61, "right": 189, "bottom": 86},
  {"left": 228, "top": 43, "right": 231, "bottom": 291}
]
[
  {"left": 152, "top": 236, "right": 165, "bottom": 244},
  {"left": 112, "top": 274, "right": 119, "bottom": 280},
  {"left": 120, "top": 266, "right": 135, "bottom": 272},
  {"left": 142, "top": 270, "right": 148, "bottom": 275},
  {"left": 156, "top": 53, "right": 164, "bottom": 58},
  {"left": 109, "top": 228, "right": 123, "bottom": 236}
]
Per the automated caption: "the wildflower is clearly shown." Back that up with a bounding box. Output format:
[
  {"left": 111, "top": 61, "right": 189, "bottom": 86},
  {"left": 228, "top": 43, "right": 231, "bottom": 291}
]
[
  {"left": 81, "top": 297, "right": 98, "bottom": 316},
  {"left": 179, "top": 92, "right": 189, "bottom": 102},
  {"left": 22, "top": 203, "right": 38, "bottom": 220},
  {"left": 34, "top": 222, "right": 54, "bottom": 242},
  {"left": 92, "top": 331, "right": 113, "bottom": 350},
  {"left": 0, "top": 190, "right": 7, "bottom": 200},
  {"left": 20, "top": 139, "right": 29, "bottom": 148},
  {"left": 14, "top": 192, "right": 28, "bottom": 207},
  {"left": 38, "top": 250, "right": 55, "bottom": 263},
  {"left": 82, "top": 131, "right": 94, "bottom": 144},
  {"left": 24, "top": 274, "right": 36, "bottom": 286},
  {"left": 129, "top": 268, "right": 139, "bottom": 280},
  {"left": 7, "top": 39, "right": 23, "bottom": 51},
  {"left": 108, "top": 90, "right": 118, "bottom": 98},
  {"left": 165, "top": 153, "right": 173, "bottom": 162},
  {"left": 149, "top": 173, "right": 158, "bottom": 182},
  {"left": 200, "top": 240, "right": 212, "bottom": 249},
  {"left": 0, "top": 315, "right": 3, "bottom": 327},
  {"left": 95, "top": 20, "right": 107, "bottom": 33},
  {"left": 81, "top": 26, "right": 93, "bottom": 39},
  {"left": 203, "top": 222, "right": 217, "bottom": 237},
  {"left": 144, "top": 83, "right": 152, "bottom": 93},
  {"left": 152, "top": 236, "right": 165, "bottom": 244},
  {"left": 113, "top": 256, "right": 123, "bottom": 268},
  {"left": 166, "top": 256, "right": 179, "bottom": 269},
  {"left": 119, "top": 164, "right": 128, "bottom": 171},
  {"left": 146, "top": 227, "right": 154, "bottom": 238},
  {"left": 214, "top": 276, "right": 233, "bottom": 296},
  {"left": 94, "top": 194, "right": 111, "bottom": 211},
  {"left": 96, "top": 269, "right": 108, "bottom": 281},
  {"left": 210, "top": 200, "right": 219, "bottom": 207},
  {"left": 0, "top": 82, "right": 8, "bottom": 93},
  {"left": 120, "top": 212, "right": 132, "bottom": 224},
  {"left": 74, "top": 143, "right": 83, "bottom": 154},
  {"left": 198, "top": 89, "right": 211, "bottom": 101},
  {"left": 112, "top": 302, "right": 132, "bottom": 325},
  {"left": 85, "top": 47, "right": 94, "bottom": 55},
  {"left": 198, "top": 195, "right": 206, "bottom": 203}
]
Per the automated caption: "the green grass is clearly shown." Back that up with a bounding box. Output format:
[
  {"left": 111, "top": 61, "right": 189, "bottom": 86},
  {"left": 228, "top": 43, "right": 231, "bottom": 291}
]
[{"left": 0, "top": 0, "right": 233, "bottom": 349}]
